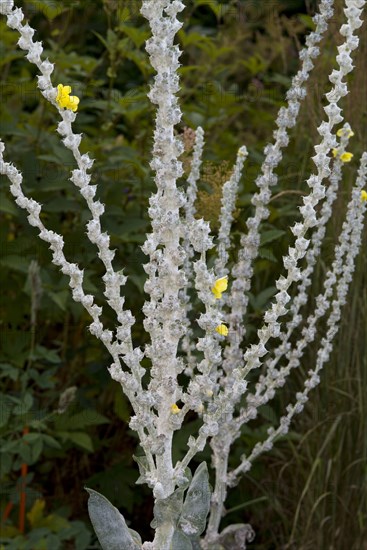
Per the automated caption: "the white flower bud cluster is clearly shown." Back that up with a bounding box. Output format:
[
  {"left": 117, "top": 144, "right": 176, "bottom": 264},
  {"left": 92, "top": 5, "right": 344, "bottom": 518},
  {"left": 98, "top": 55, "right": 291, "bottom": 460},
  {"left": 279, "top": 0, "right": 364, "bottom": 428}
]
[
  {"left": 234, "top": 147, "right": 366, "bottom": 430},
  {"left": 140, "top": 0, "right": 192, "bottom": 499},
  {"left": 184, "top": 126, "right": 205, "bottom": 224},
  {"left": 2, "top": 1, "right": 367, "bottom": 545},
  {"left": 182, "top": 258, "right": 225, "bottom": 414},
  {"left": 233, "top": 0, "right": 364, "bottom": 389},
  {"left": 259, "top": 124, "right": 354, "bottom": 387},
  {"left": 180, "top": 127, "right": 206, "bottom": 373},
  {"left": 0, "top": 143, "right": 100, "bottom": 339},
  {"left": 228, "top": 151, "right": 367, "bottom": 488},
  {"left": 2, "top": 2, "right": 137, "bottom": 370},
  {"left": 214, "top": 146, "right": 248, "bottom": 277},
  {"left": 0, "top": 140, "right": 159, "bottom": 473},
  {"left": 0, "top": 0, "right": 14, "bottom": 14},
  {"left": 223, "top": 0, "right": 336, "bottom": 376},
  {"left": 205, "top": 2, "right": 365, "bottom": 531}
]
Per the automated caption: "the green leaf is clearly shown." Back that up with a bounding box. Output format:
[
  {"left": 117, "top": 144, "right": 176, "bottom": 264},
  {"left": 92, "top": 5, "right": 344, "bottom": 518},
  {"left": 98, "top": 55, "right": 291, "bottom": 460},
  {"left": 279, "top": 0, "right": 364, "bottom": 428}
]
[
  {"left": 0, "top": 398, "right": 12, "bottom": 427},
  {"left": 48, "top": 290, "right": 69, "bottom": 312},
  {"left": 23, "top": 432, "right": 43, "bottom": 444},
  {"left": 178, "top": 462, "right": 211, "bottom": 538},
  {"left": 298, "top": 14, "right": 316, "bottom": 30},
  {"left": 59, "top": 409, "right": 110, "bottom": 430},
  {"left": 249, "top": 286, "right": 277, "bottom": 311},
  {"left": 26, "top": 0, "right": 71, "bottom": 20},
  {"left": 13, "top": 393, "right": 33, "bottom": 415},
  {"left": 58, "top": 431, "right": 94, "bottom": 452},
  {"left": 193, "top": 0, "right": 223, "bottom": 20},
  {"left": 119, "top": 25, "right": 150, "bottom": 48},
  {"left": 258, "top": 247, "right": 277, "bottom": 263},
  {"left": 0, "top": 255, "right": 30, "bottom": 273},
  {"left": 0, "top": 363, "right": 19, "bottom": 381},
  {"left": 41, "top": 434, "right": 62, "bottom": 450},
  {"left": 85, "top": 488, "right": 141, "bottom": 550},
  {"left": 34, "top": 345, "right": 61, "bottom": 364},
  {"left": 0, "top": 193, "right": 18, "bottom": 215},
  {"left": 260, "top": 229, "right": 286, "bottom": 246},
  {"left": 258, "top": 404, "right": 277, "bottom": 423},
  {"left": 0, "top": 451, "right": 12, "bottom": 476}
]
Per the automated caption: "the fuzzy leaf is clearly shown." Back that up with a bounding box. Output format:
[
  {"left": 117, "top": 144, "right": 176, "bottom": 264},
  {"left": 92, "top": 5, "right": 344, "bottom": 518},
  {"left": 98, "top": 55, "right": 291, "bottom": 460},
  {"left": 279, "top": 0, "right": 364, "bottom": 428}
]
[
  {"left": 133, "top": 454, "right": 150, "bottom": 485},
  {"left": 178, "top": 462, "right": 211, "bottom": 537},
  {"left": 170, "top": 529, "right": 193, "bottom": 549},
  {"left": 151, "top": 486, "right": 185, "bottom": 529},
  {"left": 85, "top": 488, "right": 141, "bottom": 550}
]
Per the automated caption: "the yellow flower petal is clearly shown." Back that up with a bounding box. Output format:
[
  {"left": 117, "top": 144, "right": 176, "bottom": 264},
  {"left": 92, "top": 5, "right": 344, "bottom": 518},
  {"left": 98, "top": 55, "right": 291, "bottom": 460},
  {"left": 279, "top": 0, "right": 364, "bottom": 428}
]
[
  {"left": 68, "top": 95, "right": 80, "bottom": 112},
  {"left": 216, "top": 324, "right": 228, "bottom": 336},
  {"left": 332, "top": 149, "right": 353, "bottom": 163},
  {"left": 361, "top": 190, "right": 367, "bottom": 202},
  {"left": 56, "top": 83, "right": 80, "bottom": 112},
  {"left": 171, "top": 404, "right": 181, "bottom": 414},
  {"left": 336, "top": 128, "right": 354, "bottom": 138},
  {"left": 340, "top": 152, "right": 353, "bottom": 163},
  {"left": 211, "top": 276, "right": 228, "bottom": 299}
]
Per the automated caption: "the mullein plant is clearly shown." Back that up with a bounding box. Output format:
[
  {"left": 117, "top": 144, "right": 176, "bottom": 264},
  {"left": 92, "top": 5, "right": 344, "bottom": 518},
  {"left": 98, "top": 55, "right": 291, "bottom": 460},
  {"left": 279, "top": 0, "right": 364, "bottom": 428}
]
[{"left": 0, "top": 0, "right": 366, "bottom": 547}]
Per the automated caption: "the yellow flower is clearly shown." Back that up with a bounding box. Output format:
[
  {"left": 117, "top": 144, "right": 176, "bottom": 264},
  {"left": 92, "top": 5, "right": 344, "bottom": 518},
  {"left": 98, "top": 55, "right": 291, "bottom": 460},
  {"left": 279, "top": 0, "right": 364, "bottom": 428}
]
[
  {"left": 215, "top": 324, "right": 228, "bottom": 336},
  {"left": 171, "top": 404, "right": 181, "bottom": 414},
  {"left": 340, "top": 152, "right": 353, "bottom": 163},
  {"left": 361, "top": 190, "right": 367, "bottom": 202},
  {"left": 337, "top": 128, "right": 354, "bottom": 138},
  {"left": 332, "top": 149, "right": 353, "bottom": 163},
  {"left": 56, "top": 84, "right": 80, "bottom": 112},
  {"left": 211, "top": 276, "right": 228, "bottom": 299}
]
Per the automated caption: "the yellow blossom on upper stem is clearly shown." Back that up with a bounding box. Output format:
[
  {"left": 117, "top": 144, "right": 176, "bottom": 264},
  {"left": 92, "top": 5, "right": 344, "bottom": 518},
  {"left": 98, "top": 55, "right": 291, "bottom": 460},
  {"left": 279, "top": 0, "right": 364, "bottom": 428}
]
[
  {"left": 170, "top": 404, "right": 181, "bottom": 414},
  {"left": 332, "top": 149, "right": 353, "bottom": 163},
  {"left": 56, "top": 84, "right": 80, "bottom": 112},
  {"left": 215, "top": 324, "right": 228, "bottom": 336},
  {"left": 211, "top": 276, "right": 228, "bottom": 299},
  {"left": 361, "top": 190, "right": 367, "bottom": 202},
  {"left": 340, "top": 152, "right": 353, "bottom": 163},
  {"left": 337, "top": 128, "right": 354, "bottom": 138}
]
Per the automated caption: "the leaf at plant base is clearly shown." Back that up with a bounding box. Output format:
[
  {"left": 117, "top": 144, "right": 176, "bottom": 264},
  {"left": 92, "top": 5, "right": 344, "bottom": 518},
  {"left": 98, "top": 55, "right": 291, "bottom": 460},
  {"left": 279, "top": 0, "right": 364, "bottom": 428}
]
[
  {"left": 170, "top": 529, "right": 193, "bottom": 550},
  {"left": 129, "top": 528, "right": 142, "bottom": 545},
  {"left": 190, "top": 537, "right": 204, "bottom": 550},
  {"left": 178, "top": 462, "right": 211, "bottom": 537},
  {"left": 85, "top": 488, "right": 141, "bottom": 550},
  {"left": 151, "top": 486, "right": 185, "bottom": 529}
]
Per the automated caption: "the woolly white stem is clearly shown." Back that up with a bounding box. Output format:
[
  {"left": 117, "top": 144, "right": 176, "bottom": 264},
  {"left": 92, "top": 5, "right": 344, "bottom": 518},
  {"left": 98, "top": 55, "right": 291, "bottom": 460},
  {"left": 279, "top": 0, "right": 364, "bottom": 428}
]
[
  {"left": 228, "top": 152, "right": 367, "bottom": 486},
  {"left": 224, "top": 0, "right": 336, "bottom": 373},
  {"left": 0, "top": 140, "right": 156, "bottom": 475}
]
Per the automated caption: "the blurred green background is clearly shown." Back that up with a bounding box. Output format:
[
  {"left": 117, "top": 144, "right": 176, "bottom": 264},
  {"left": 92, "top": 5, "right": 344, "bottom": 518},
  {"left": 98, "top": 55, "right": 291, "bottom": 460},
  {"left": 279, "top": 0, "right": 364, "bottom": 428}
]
[{"left": 0, "top": 0, "right": 366, "bottom": 548}]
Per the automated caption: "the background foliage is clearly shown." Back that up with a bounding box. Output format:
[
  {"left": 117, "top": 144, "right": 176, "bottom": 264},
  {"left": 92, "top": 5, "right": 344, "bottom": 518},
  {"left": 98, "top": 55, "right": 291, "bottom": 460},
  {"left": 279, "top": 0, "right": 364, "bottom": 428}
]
[{"left": 0, "top": 0, "right": 366, "bottom": 548}]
